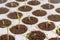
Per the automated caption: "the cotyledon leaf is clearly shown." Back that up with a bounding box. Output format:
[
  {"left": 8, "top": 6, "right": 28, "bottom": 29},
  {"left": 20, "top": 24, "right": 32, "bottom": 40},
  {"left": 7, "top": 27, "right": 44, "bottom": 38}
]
[
  {"left": 26, "top": 33, "right": 30, "bottom": 39},
  {"left": 48, "top": 22, "right": 52, "bottom": 24},
  {"left": 56, "top": 26, "right": 60, "bottom": 33},
  {"left": 17, "top": 13, "right": 21, "bottom": 21}
]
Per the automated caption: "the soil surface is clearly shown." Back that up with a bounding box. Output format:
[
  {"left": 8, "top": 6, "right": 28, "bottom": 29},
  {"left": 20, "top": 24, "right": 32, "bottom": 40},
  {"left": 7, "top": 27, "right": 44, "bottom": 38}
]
[
  {"left": 7, "top": 12, "right": 23, "bottom": 19},
  {"left": 10, "top": 24, "right": 27, "bottom": 34},
  {"left": 48, "top": 15, "right": 60, "bottom": 22},
  {"left": 0, "top": 19, "right": 11, "bottom": 28},
  {"left": 0, "top": 34, "right": 15, "bottom": 40},
  {"left": 49, "top": 37, "right": 60, "bottom": 40},
  {"left": 38, "top": 22, "right": 55, "bottom": 31},
  {"left": 5, "top": 2, "right": 19, "bottom": 7},
  {"left": 55, "top": 8, "right": 60, "bottom": 13},
  {"left": 49, "top": 0, "right": 60, "bottom": 3},
  {"left": 27, "top": 1, "right": 40, "bottom": 5},
  {"left": 18, "top": 5, "right": 32, "bottom": 12},
  {"left": 32, "top": 10, "right": 47, "bottom": 16},
  {"left": 22, "top": 16, "right": 38, "bottom": 25},
  {"left": 0, "top": 7, "right": 9, "bottom": 14},
  {"left": 0, "top": 0, "right": 7, "bottom": 4},
  {"left": 27, "top": 31, "right": 46, "bottom": 40},
  {"left": 41, "top": 3, "right": 54, "bottom": 9}
]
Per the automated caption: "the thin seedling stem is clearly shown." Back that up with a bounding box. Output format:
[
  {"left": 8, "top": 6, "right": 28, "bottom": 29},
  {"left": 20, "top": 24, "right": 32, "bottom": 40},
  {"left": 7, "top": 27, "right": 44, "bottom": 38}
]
[
  {"left": 7, "top": 27, "right": 9, "bottom": 40},
  {"left": 13, "top": 2, "right": 21, "bottom": 29},
  {"left": 28, "top": 15, "right": 31, "bottom": 23},
  {"left": 17, "top": 13, "right": 21, "bottom": 29},
  {"left": 25, "top": 0, "right": 27, "bottom": 8},
  {"left": 48, "top": 0, "right": 50, "bottom": 9},
  {"left": 56, "top": 26, "right": 59, "bottom": 40},
  {"left": 2, "top": 20, "right": 4, "bottom": 25}
]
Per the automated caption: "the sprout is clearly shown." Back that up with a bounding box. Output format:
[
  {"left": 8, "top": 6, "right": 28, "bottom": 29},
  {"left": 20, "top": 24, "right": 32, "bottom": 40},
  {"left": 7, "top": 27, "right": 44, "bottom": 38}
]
[
  {"left": 26, "top": 33, "right": 30, "bottom": 39},
  {"left": 17, "top": 13, "right": 21, "bottom": 21},
  {"left": 56, "top": 26, "right": 60, "bottom": 33},
  {"left": 48, "top": 22, "right": 52, "bottom": 24},
  {"left": 27, "top": 15, "right": 31, "bottom": 21}
]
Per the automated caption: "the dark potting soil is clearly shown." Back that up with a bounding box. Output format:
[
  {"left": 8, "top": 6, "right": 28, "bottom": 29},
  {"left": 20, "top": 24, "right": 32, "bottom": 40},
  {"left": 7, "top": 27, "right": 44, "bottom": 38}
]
[
  {"left": 7, "top": 12, "right": 23, "bottom": 19},
  {"left": 49, "top": 0, "right": 60, "bottom": 3},
  {"left": 0, "top": 34, "right": 15, "bottom": 40},
  {"left": 0, "top": 0, "right": 7, "bottom": 4},
  {"left": 27, "top": 1, "right": 40, "bottom": 6},
  {"left": 48, "top": 15, "right": 60, "bottom": 22},
  {"left": 22, "top": 16, "right": 38, "bottom": 25},
  {"left": 38, "top": 22, "right": 55, "bottom": 31},
  {"left": 55, "top": 8, "right": 60, "bottom": 13},
  {"left": 18, "top": 5, "right": 32, "bottom": 12},
  {"left": 49, "top": 37, "right": 60, "bottom": 40},
  {"left": 41, "top": 3, "right": 54, "bottom": 9},
  {"left": 0, "top": 19, "right": 11, "bottom": 28},
  {"left": 10, "top": 24, "right": 27, "bottom": 34},
  {"left": 5, "top": 2, "right": 19, "bottom": 7},
  {"left": 32, "top": 10, "right": 47, "bottom": 16},
  {"left": 26, "top": 31, "right": 46, "bottom": 40},
  {"left": 0, "top": 7, "right": 9, "bottom": 14}
]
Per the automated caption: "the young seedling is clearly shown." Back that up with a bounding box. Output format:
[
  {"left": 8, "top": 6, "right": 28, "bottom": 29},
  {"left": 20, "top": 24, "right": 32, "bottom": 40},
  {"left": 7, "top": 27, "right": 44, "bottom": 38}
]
[
  {"left": 56, "top": 26, "right": 60, "bottom": 34},
  {"left": 17, "top": 12, "right": 21, "bottom": 29},
  {"left": 2, "top": 20, "right": 5, "bottom": 28},
  {"left": 2, "top": 20, "right": 4, "bottom": 25},
  {"left": 26, "top": 33, "right": 30, "bottom": 39},
  {"left": 48, "top": 22, "right": 52, "bottom": 25},
  {"left": 28, "top": 15, "right": 31, "bottom": 21},
  {"left": 56, "top": 26, "right": 60, "bottom": 40},
  {"left": 17, "top": 13, "right": 21, "bottom": 23},
  {"left": 27, "top": 15, "right": 31, "bottom": 24},
  {"left": 24, "top": 0, "right": 27, "bottom": 8},
  {"left": 48, "top": 0, "right": 50, "bottom": 9}
]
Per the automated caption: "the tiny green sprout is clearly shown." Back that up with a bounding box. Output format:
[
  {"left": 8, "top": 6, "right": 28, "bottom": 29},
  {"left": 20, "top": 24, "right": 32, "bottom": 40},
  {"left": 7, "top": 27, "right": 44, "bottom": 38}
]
[
  {"left": 26, "top": 33, "right": 30, "bottom": 39},
  {"left": 27, "top": 16, "right": 31, "bottom": 21},
  {"left": 56, "top": 26, "right": 60, "bottom": 33},
  {"left": 17, "top": 13, "right": 21, "bottom": 21},
  {"left": 48, "top": 22, "right": 52, "bottom": 24}
]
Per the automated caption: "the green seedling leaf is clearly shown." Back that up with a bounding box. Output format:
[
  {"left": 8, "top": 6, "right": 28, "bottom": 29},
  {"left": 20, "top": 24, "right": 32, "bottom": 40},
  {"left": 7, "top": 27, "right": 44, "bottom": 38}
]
[
  {"left": 57, "top": 29, "right": 60, "bottom": 33},
  {"left": 48, "top": 22, "right": 52, "bottom": 24},
  {"left": 17, "top": 13, "right": 21, "bottom": 21},
  {"left": 26, "top": 33, "right": 30, "bottom": 39},
  {"left": 56, "top": 26, "right": 60, "bottom": 33}
]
